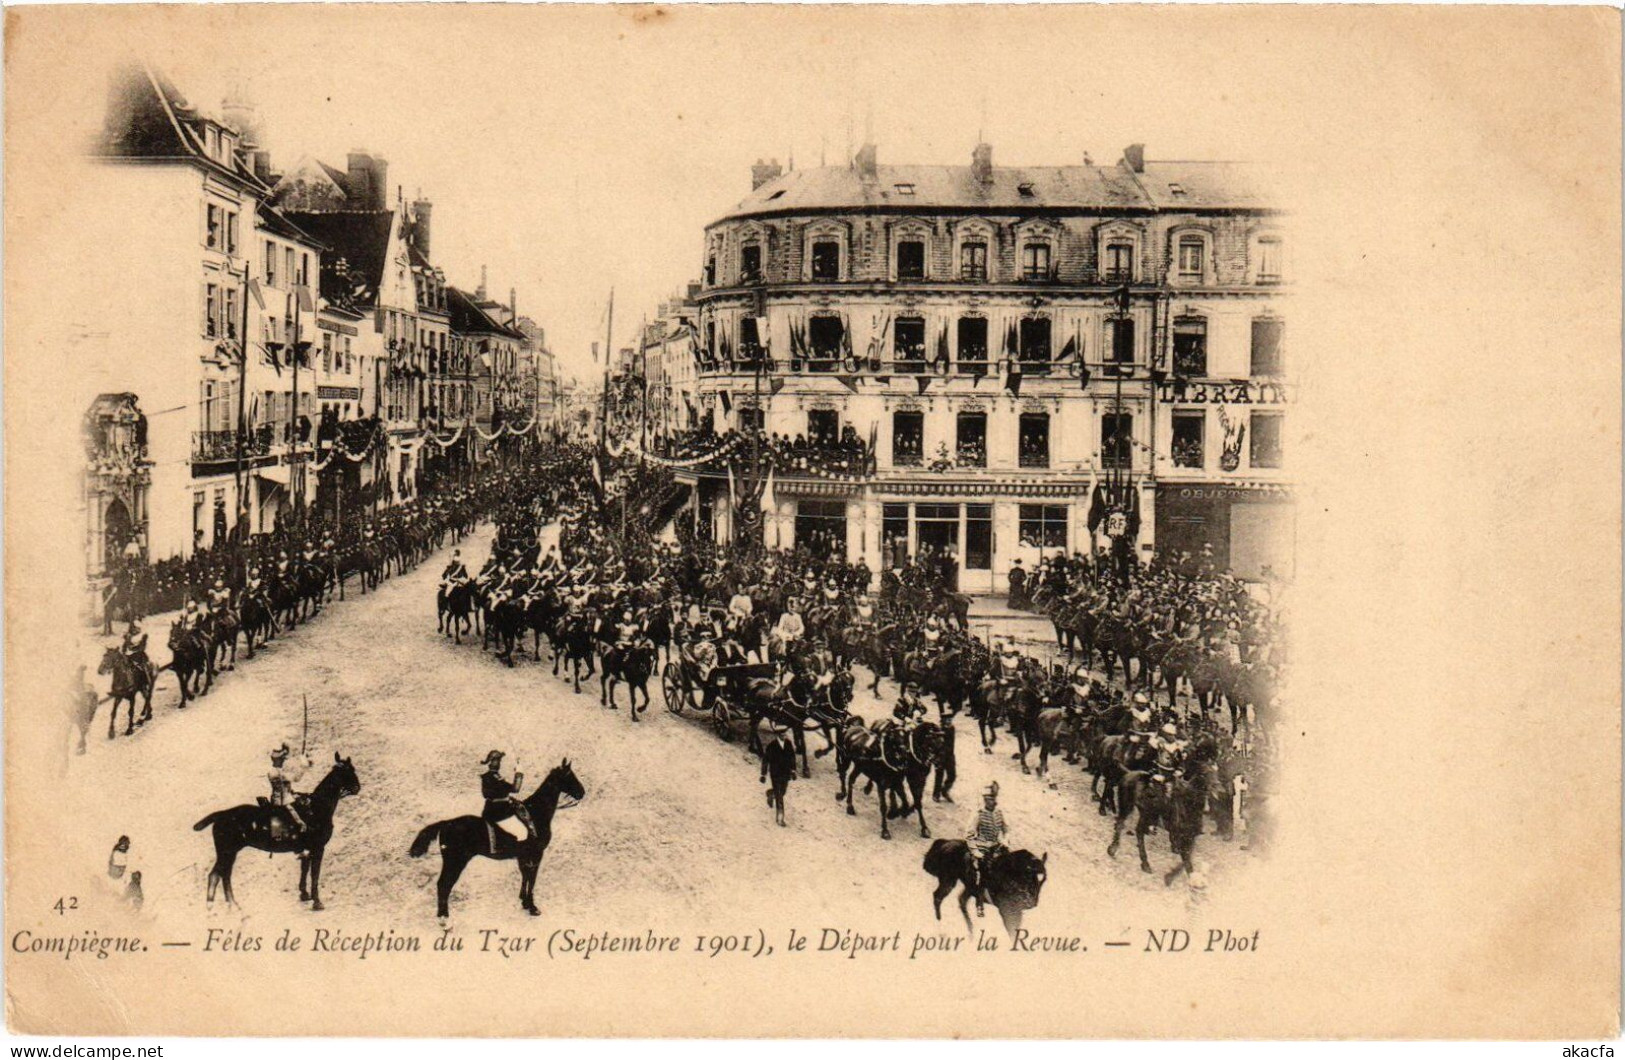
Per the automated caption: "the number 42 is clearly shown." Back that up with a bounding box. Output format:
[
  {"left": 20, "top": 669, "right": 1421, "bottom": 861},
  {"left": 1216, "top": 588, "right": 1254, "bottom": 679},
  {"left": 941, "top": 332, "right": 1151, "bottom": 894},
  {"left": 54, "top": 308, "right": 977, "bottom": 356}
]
[{"left": 52, "top": 897, "right": 78, "bottom": 915}]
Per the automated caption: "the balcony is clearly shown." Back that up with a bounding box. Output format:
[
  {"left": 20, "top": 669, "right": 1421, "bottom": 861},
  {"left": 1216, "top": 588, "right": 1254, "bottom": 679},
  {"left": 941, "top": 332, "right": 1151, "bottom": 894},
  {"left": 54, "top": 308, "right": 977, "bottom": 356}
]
[{"left": 192, "top": 426, "right": 273, "bottom": 467}]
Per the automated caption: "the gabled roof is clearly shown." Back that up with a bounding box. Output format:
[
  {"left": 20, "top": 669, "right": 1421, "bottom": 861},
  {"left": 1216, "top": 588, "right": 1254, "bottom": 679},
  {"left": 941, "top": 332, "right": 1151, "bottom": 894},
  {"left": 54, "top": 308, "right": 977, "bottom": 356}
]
[
  {"left": 284, "top": 210, "right": 396, "bottom": 310},
  {"left": 95, "top": 61, "right": 269, "bottom": 193},
  {"left": 448, "top": 286, "right": 524, "bottom": 340}
]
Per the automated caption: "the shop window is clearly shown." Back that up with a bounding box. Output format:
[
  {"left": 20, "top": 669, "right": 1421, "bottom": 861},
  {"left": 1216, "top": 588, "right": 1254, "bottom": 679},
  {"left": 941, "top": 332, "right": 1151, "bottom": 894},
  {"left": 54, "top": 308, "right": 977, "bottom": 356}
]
[
  {"left": 1250, "top": 412, "right": 1283, "bottom": 468},
  {"left": 894, "top": 317, "right": 926, "bottom": 373},
  {"left": 1102, "top": 412, "right": 1133, "bottom": 470},
  {"left": 810, "top": 241, "right": 841, "bottom": 281},
  {"left": 1173, "top": 317, "right": 1207, "bottom": 378},
  {"left": 960, "top": 242, "right": 987, "bottom": 281},
  {"left": 1018, "top": 504, "right": 1068, "bottom": 549},
  {"left": 956, "top": 412, "right": 987, "bottom": 467},
  {"left": 882, "top": 503, "right": 910, "bottom": 564},
  {"left": 1019, "top": 318, "right": 1051, "bottom": 375},
  {"left": 1172, "top": 411, "right": 1205, "bottom": 468},
  {"left": 957, "top": 317, "right": 989, "bottom": 375},
  {"left": 965, "top": 504, "right": 993, "bottom": 570},
  {"left": 1251, "top": 319, "right": 1284, "bottom": 376},
  {"left": 896, "top": 240, "right": 926, "bottom": 281},
  {"left": 1018, "top": 412, "right": 1050, "bottom": 469},
  {"left": 795, "top": 500, "right": 847, "bottom": 560},
  {"left": 892, "top": 410, "right": 924, "bottom": 466}
]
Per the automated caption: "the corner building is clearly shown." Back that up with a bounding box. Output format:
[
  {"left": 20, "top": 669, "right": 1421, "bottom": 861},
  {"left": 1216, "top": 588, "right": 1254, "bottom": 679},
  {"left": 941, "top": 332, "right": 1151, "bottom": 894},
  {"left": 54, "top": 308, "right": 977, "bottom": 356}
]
[{"left": 685, "top": 141, "right": 1291, "bottom": 588}]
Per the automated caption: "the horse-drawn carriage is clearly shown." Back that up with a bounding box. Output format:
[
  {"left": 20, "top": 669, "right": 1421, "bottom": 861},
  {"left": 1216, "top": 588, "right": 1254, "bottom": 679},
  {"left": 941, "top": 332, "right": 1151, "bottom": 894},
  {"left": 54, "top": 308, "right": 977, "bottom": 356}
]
[{"left": 661, "top": 658, "right": 776, "bottom": 739}]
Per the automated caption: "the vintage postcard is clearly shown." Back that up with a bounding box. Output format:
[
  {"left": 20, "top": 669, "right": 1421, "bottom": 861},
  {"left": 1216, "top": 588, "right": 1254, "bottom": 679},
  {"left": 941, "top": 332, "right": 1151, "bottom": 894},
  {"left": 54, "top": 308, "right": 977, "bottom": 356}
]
[{"left": 3, "top": 3, "right": 1619, "bottom": 1040}]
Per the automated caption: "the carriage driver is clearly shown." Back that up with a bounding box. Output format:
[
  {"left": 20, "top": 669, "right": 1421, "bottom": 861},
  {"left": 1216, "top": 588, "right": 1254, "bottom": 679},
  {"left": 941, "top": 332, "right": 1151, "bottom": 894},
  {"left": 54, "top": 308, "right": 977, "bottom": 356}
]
[
  {"left": 966, "top": 781, "right": 1009, "bottom": 917},
  {"left": 268, "top": 743, "right": 311, "bottom": 837},
  {"left": 480, "top": 750, "right": 536, "bottom": 842}
]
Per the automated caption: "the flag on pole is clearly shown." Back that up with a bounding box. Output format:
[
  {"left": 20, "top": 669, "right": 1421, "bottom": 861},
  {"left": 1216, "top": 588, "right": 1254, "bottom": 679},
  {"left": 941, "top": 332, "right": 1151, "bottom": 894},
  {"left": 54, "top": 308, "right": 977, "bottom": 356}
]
[
  {"left": 759, "top": 467, "right": 775, "bottom": 515},
  {"left": 295, "top": 284, "right": 316, "bottom": 314},
  {"left": 246, "top": 276, "right": 266, "bottom": 311},
  {"left": 1086, "top": 464, "right": 1106, "bottom": 537},
  {"left": 727, "top": 465, "right": 737, "bottom": 514}
]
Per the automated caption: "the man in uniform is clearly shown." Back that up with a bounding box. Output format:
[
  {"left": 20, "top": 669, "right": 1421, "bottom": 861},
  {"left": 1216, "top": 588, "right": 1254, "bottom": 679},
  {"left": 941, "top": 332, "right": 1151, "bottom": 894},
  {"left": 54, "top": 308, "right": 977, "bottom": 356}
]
[
  {"left": 208, "top": 578, "right": 233, "bottom": 615},
  {"left": 267, "top": 743, "right": 310, "bottom": 839},
  {"left": 120, "top": 620, "right": 151, "bottom": 680},
  {"left": 479, "top": 750, "right": 535, "bottom": 843},
  {"left": 933, "top": 707, "right": 958, "bottom": 804},
  {"left": 966, "top": 781, "right": 1009, "bottom": 917}
]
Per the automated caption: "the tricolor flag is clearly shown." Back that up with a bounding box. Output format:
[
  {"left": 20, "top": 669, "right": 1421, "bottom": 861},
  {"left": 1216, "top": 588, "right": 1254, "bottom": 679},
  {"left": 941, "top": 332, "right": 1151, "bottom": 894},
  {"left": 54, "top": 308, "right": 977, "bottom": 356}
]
[
  {"left": 592, "top": 454, "right": 604, "bottom": 491},
  {"left": 246, "top": 276, "right": 266, "bottom": 311},
  {"left": 759, "top": 468, "right": 776, "bottom": 515}
]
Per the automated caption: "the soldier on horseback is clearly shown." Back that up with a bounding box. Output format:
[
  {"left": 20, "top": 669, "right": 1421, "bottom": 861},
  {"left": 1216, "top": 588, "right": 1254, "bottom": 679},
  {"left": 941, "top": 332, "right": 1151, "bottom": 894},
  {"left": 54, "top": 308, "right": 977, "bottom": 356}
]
[
  {"left": 121, "top": 620, "right": 152, "bottom": 678},
  {"left": 267, "top": 743, "right": 311, "bottom": 840},
  {"left": 479, "top": 750, "right": 536, "bottom": 842},
  {"left": 208, "top": 578, "right": 232, "bottom": 614},
  {"left": 966, "top": 781, "right": 1009, "bottom": 917},
  {"left": 441, "top": 549, "right": 471, "bottom": 589}
]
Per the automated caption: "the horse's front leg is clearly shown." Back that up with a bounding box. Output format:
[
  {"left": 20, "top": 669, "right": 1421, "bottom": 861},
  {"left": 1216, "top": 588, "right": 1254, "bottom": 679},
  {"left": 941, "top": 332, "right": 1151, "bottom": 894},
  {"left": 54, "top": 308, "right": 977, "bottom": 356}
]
[
  {"left": 299, "top": 853, "right": 311, "bottom": 901},
  {"left": 308, "top": 848, "right": 327, "bottom": 910},
  {"left": 1136, "top": 821, "right": 1153, "bottom": 874}
]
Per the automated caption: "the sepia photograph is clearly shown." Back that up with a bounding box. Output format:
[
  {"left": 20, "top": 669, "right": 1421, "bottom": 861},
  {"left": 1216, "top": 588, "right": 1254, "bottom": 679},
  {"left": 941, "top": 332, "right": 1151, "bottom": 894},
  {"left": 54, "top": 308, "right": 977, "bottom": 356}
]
[{"left": 2, "top": 2, "right": 1618, "bottom": 1043}]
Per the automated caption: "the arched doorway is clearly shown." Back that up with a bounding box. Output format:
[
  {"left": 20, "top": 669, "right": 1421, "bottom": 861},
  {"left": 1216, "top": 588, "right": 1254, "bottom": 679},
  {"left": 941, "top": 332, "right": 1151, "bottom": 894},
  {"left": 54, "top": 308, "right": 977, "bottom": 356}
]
[{"left": 103, "top": 497, "right": 132, "bottom": 571}]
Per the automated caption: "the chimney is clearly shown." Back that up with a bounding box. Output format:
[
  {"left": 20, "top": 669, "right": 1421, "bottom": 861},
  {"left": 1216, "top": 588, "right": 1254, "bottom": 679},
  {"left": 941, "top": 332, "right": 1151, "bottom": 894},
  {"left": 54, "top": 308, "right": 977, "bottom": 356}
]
[
  {"left": 750, "top": 157, "right": 784, "bottom": 191},
  {"left": 1123, "top": 143, "right": 1145, "bottom": 174},
  {"left": 509, "top": 287, "right": 517, "bottom": 326},
  {"left": 855, "top": 142, "right": 878, "bottom": 182},
  {"left": 477, "top": 265, "right": 488, "bottom": 301},
  {"left": 251, "top": 148, "right": 272, "bottom": 184},
  {"left": 972, "top": 141, "right": 993, "bottom": 185},
  {"left": 411, "top": 197, "right": 433, "bottom": 259},
  {"left": 346, "top": 150, "right": 389, "bottom": 210}
]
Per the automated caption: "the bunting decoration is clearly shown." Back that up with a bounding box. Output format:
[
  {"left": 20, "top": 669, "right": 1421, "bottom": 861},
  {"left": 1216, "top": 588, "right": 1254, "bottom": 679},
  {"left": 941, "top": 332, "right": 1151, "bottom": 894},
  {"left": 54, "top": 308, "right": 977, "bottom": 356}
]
[
  {"left": 1003, "top": 356, "right": 1023, "bottom": 397},
  {"left": 915, "top": 375, "right": 932, "bottom": 397}
]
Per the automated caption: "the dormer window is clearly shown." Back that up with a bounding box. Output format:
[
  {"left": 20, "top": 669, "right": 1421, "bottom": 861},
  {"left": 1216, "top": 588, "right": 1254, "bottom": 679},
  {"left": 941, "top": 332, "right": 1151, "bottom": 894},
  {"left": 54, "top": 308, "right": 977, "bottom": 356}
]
[
  {"left": 1017, "top": 183, "right": 1035, "bottom": 197},
  {"left": 1177, "top": 236, "right": 1205, "bottom": 281},
  {"left": 1168, "top": 182, "right": 1186, "bottom": 196},
  {"left": 740, "top": 244, "right": 762, "bottom": 283},
  {"left": 767, "top": 189, "right": 787, "bottom": 201},
  {"left": 1257, "top": 237, "right": 1284, "bottom": 284},
  {"left": 896, "top": 240, "right": 925, "bottom": 281},
  {"left": 810, "top": 241, "right": 841, "bottom": 282},
  {"left": 1105, "top": 241, "right": 1134, "bottom": 281},
  {"left": 1021, "top": 243, "right": 1051, "bottom": 281},
  {"left": 894, "top": 183, "right": 916, "bottom": 196}
]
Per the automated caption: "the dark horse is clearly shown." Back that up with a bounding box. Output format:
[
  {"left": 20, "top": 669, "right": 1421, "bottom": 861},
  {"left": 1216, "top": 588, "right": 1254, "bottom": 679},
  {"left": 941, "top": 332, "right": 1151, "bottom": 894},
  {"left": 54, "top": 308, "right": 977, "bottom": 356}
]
[
  {"left": 408, "top": 759, "right": 586, "bottom": 919},
  {"left": 192, "top": 754, "right": 361, "bottom": 911},
  {"left": 1107, "top": 770, "right": 1209, "bottom": 885},
  {"left": 836, "top": 720, "right": 943, "bottom": 841},
  {"left": 167, "top": 620, "right": 213, "bottom": 705},
  {"left": 922, "top": 841, "right": 1048, "bottom": 939},
  {"left": 97, "top": 647, "right": 156, "bottom": 737},
  {"left": 600, "top": 641, "right": 657, "bottom": 717}
]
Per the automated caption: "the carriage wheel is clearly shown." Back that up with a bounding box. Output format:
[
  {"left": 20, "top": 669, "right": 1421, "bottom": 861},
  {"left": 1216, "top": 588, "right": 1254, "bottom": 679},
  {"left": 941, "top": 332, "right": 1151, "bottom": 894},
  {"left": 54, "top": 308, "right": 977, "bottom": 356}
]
[
  {"left": 712, "top": 701, "right": 733, "bottom": 740},
  {"left": 662, "top": 663, "right": 685, "bottom": 715}
]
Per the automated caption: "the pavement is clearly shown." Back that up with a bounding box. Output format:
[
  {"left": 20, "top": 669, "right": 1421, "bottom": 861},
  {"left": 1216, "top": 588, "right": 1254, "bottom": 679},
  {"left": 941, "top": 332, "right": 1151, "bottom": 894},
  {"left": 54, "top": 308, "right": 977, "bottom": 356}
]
[{"left": 65, "top": 522, "right": 1263, "bottom": 939}]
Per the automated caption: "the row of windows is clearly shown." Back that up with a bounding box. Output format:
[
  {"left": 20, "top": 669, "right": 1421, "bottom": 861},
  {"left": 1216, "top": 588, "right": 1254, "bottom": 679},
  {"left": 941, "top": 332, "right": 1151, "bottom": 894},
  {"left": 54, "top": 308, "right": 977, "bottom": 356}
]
[
  {"left": 204, "top": 203, "right": 240, "bottom": 255},
  {"left": 262, "top": 240, "right": 311, "bottom": 290},
  {"left": 711, "top": 315, "right": 1285, "bottom": 377},
  {"left": 766, "top": 406, "right": 1283, "bottom": 472},
  {"left": 710, "top": 231, "right": 1283, "bottom": 287}
]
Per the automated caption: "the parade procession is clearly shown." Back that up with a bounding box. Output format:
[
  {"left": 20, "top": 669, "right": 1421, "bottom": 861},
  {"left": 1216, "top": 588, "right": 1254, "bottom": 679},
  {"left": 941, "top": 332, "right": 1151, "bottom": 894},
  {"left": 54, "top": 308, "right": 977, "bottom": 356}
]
[{"left": 65, "top": 58, "right": 1290, "bottom": 938}]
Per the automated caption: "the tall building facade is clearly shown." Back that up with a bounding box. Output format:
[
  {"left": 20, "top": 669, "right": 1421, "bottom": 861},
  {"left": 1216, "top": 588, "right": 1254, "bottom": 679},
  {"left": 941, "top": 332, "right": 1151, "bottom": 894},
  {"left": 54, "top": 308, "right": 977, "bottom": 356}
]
[{"left": 681, "top": 141, "right": 1290, "bottom": 588}]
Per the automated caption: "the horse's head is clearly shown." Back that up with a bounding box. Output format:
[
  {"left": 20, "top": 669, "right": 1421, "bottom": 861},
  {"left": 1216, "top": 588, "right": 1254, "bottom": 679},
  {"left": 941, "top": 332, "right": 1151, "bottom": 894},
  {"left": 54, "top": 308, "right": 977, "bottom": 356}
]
[
  {"left": 545, "top": 757, "right": 586, "bottom": 809},
  {"left": 98, "top": 647, "right": 118, "bottom": 675},
  {"left": 325, "top": 753, "right": 362, "bottom": 799},
  {"left": 990, "top": 849, "right": 1048, "bottom": 911}
]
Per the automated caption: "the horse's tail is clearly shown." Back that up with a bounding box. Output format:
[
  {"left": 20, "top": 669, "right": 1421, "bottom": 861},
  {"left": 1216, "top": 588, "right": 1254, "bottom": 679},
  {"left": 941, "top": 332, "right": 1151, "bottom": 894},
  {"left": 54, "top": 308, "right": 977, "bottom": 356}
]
[
  {"left": 193, "top": 809, "right": 229, "bottom": 831},
  {"left": 408, "top": 821, "right": 443, "bottom": 858}
]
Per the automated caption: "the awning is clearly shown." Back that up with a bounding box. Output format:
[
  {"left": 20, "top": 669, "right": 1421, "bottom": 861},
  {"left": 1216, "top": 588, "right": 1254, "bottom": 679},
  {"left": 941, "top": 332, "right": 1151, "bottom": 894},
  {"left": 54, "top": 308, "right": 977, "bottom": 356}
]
[{"left": 257, "top": 464, "right": 291, "bottom": 487}]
